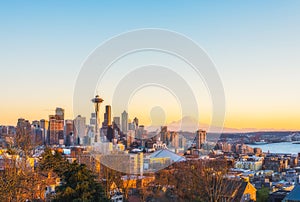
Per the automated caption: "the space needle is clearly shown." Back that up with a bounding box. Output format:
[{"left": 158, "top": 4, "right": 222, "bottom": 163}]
[{"left": 91, "top": 95, "right": 103, "bottom": 142}]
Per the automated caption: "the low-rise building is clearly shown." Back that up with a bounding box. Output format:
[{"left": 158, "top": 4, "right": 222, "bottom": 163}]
[{"left": 235, "top": 156, "right": 263, "bottom": 171}]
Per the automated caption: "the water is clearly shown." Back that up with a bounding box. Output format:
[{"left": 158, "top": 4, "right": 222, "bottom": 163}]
[{"left": 247, "top": 142, "right": 300, "bottom": 154}]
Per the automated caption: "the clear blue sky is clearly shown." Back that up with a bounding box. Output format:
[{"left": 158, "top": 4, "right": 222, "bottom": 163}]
[{"left": 0, "top": 1, "right": 299, "bottom": 129}]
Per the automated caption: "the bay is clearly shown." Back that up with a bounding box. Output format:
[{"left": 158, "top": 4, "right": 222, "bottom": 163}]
[{"left": 247, "top": 142, "right": 300, "bottom": 154}]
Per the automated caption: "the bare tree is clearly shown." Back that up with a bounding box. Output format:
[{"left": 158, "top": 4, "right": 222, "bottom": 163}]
[
  {"left": 199, "top": 159, "right": 231, "bottom": 202},
  {"left": 0, "top": 149, "right": 46, "bottom": 201},
  {"left": 153, "top": 159, "right": 235, "bottom": 202},
  {"left": 0, "top": 126, "right": 46, "bottom": 202},
  {"left": 0, "top": 152, "right": 19, "bottom": 201}
]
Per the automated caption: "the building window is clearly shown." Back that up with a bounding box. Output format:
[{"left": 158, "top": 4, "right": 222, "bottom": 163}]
[{"left": 244, "top": 193, "right": 250, "bottom": 201}]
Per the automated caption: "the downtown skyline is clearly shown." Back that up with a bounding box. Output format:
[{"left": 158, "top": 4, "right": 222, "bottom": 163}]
[{"left": 0, "top": 1, "right": 300, "bottom": 131}]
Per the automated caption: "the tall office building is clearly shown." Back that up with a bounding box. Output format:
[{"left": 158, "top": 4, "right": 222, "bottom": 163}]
[
  {"left": 160, "top": 126, "right": 169, "bottom": 143},
  {"left": 86, "top": 125, "right": 95, "bottom": 145},
  {"left": 126, "top": 130, "right": 135, "bottom": 147},
  {"left": 40, "top": 119, "right": 49, "bottom": 129},
  {"left": 121, "top": 110, "right": 128, "bottom": 133},
  {"left": 48, "top": 107, "right": 65, "bottom": 145},
  {"left": 16, "top": 118, "right": 31, "bottom": 133},
  {"left": 32, "top": 120, "right": 40, "bottom": 127},
  {"left": 16, "top": 118, "right": 32, "bottom": 145},
  {"left": 107, "top": 125, "right": 114, "bottom": 142},
  {"left": 65, "top": 120, "right": 73, "bottom": 137},
  {"left": 55, "top": 107, "right": 64, "bottom": 120},
  {"left": 1, "top": 126, "right": 16, "bottom": 136},
  {"left": 102, "top": 105, "right": 111, "bottom": 127},
  {"left": 128, "top": 122, "right": 136, "bottom": 131},
  {"left": 106, "top": 105, "right": 111, "bottom": 126},
  {"left": 179, "top": 135, "right": 187, "bottom": 149},
  {"left": 137, "top": 125, "right": 146, "bottom": 139},
  {"left": 90, "top": 113, "right": 96, "bottom": 126},
  {"left": 170, "top": 131, "right": 179, "bottom": 149},
  {"left": 74, "top": 115, "right": 86, "bottom": 145},
  {"left": 65, "top": 120, "right": 74, "bottom": 146},
  {"left": 31, "top": 121, "right": 43, "bottom": 146},
  {"left": 49, "top": 116, "right": 64, "bottom": 145},
  {"left": 40, "top": 119, "right": 49, "bottom": 144},
  {"left": 195, "top": 130, "right": 206, "bottom": 149},
  {"left": 113, "top": 117, "right": 120, "bottom": 129},
  {"left": 133, "top": 117, "right": 139, "bottom": 128},
  {"left": 101, "top": 105, "right": 111, "bottom": 141}
]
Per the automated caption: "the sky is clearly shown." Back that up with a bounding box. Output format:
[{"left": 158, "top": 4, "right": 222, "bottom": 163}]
[{"left": 0, "top": 0, "right": 299, "bottom": 131}]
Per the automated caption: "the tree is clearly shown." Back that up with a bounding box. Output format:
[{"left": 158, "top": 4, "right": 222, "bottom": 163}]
[
  {"left": 152, "top": 159, "right": 234, "bottom": 202},
  {"left": 199, "top": 159, "right": 232, "bottom": 202},
  {"left": 54, "top": 161, "right": 107, "bottom": 202},
  {"left": 38, "top": 147, "right": 68, "bottom": 176},
  {"left": 257, "top": 186, "right": 269, "bottom": 202},
  {"left": 0, "top": 152, "right": 19, "bottom": 201},
  {"left": 38, "top": 148, "right": 107, "bottom": 201},
  {"left": 102, "top": 165, "right": 132, "bottom": 200},
  {"left": 0, "top": 124, "right": 47, "bottom": 201},
  {"left": 0, "top": 148, "right": 46, "bottom": 201}
]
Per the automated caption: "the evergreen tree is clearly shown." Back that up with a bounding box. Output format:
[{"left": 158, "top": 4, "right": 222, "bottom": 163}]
[
  {"left": 38, "top": 148, "right": 107, "bottom": 201},
  {"left": 54, "top": 162, "right": 107, "bottom": 202},
  {"left": 38, "top": 147, "right": 68, "bottom": 176}
]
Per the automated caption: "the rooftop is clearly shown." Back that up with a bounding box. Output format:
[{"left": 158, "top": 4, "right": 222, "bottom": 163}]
[{"left": 149, "top": 149, "right": 186, "bottom": 162}]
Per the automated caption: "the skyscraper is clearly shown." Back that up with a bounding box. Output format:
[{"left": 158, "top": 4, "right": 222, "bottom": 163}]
[
  {"left": 48, "top": 107, "right": 64, "bottom": 145},
  {"left": 113, "top": 117, "right": 120, "bottom": 129},
  {"left": 128, "top": 122, "right": 135, "bottom": 131},
  {"left": 55, "top": 107, "right": 64, "bottom": 120},
  {"left": 121, "top": 110, "right": 128, "bottom": 133},
  {"left": 160, "top": 126, "right": 168, "bottom": 143},
  {"left": 16, "top": 118, "right": 32, "bottom": 146},
  {"left": 133, "top": 117, "right": 139, "bottom": 128},
  {"left": 16, "top": 118, "right": 31, "bottom": 133},
  {"left": 49, "top": 117, "right": 64, "bottom": 145},
  {"left": 31, "top": 121, "right": 43, "bottom": 146},
  {"left": 195, "top": 130, "right": 206, "bottom": 149},
  {"left": 103, "top": 105, "right": 111, "bottom": 127},
  {"left": 74, "top": 115, "right": 86, "bottom": 145},
  {"left": 90, "top": 113, "right": 96, "bottom": 126},
  {"left": 170, "top": 131, "right": 179, "bottom": 149},
  {"left": 40, "top": 119, "right": 48, "bottom": 145},
  {"left": 65, "top": 119, "right": 74, "bottom": 146},
  {"left": 107, "top": 125, "right": 114, "bottom": 142},
  {"left": 100, "top": 105, "right": 112, "bottom": 142}
]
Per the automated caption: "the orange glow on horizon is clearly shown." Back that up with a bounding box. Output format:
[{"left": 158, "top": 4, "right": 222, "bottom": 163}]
[{"left": 1, "top": 107, "right": 299, "bottom": 132}]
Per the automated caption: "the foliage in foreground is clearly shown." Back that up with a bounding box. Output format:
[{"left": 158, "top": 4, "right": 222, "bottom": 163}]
[{"left": 39, "top": 148, "right": 108, "bottom": 202}]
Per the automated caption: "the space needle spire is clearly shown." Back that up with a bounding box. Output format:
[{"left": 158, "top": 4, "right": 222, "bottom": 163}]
[{"left": 91, "top": 95, "right": 104, "bottom": 142}]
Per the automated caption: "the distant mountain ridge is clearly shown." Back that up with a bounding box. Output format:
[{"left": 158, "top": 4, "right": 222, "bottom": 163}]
[{"left": 145, "top": 116, "right": 298, "bottom": 133}]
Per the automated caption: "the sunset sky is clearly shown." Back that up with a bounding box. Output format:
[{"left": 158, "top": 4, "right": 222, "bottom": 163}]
[{"left": 0, "top": 1, "right": 299, "bottom": 131}]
